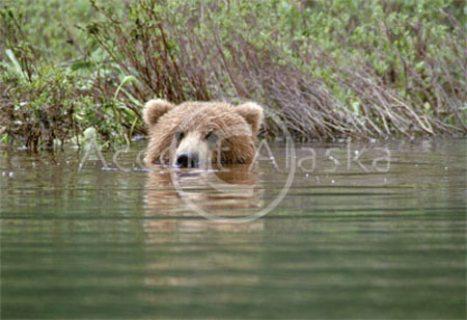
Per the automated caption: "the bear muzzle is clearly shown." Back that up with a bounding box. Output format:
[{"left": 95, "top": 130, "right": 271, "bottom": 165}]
[
  {"left": 173, "top": 131, "right": 211, "bottom": 168},
  {"left": 175, "top": 152, "right": 199, "bottom": 168}
]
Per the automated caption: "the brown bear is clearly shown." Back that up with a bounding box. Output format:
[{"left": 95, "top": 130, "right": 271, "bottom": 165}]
[{"left": 143, "top": 99, "right": 263, "bottom": 167}]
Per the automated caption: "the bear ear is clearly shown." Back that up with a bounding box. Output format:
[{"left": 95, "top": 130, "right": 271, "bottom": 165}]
[
  {"left": 143, "top": 99, "right": 175, "bottom": 126},
  {"left": 235, "top": 102, "right": 264, "bottom": 135}
]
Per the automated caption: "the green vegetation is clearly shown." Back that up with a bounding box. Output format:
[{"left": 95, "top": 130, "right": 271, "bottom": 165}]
[{"left": 1, "top": 0, "right": 465, "bottom": 150}]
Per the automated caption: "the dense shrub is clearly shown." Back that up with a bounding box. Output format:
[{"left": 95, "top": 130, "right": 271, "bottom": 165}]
[
  {"left": 1, "top": 0, "right": 465, "bottom": 150},
  {"left": 0, "top": 1, "right": 142, "bottom": 148}
]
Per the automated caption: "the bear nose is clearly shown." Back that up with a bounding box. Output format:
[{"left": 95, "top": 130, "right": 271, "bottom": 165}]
[{"left": 176, "top": 153, "right": 199, "bottom": 168}]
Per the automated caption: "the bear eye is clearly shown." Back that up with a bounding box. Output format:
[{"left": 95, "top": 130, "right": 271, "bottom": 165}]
[
  {"left": 205, "top": 131, "right": 218, "bottom": 144},
  {"left": 175, "top": 131, "right": 185, "bottom": 142}
]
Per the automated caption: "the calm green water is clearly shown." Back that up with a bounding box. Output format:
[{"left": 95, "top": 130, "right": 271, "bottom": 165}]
[{"left": 0, "top": 139, "right": 465, "bottom": 319}]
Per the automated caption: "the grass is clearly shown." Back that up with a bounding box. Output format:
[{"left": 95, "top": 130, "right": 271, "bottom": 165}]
[{"left": 0, "top": 0, "right": 465, "bottom": 150}]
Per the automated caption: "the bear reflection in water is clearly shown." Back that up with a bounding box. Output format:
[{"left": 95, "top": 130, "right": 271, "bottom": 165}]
[{"left": 144, "top": 163, "right": 264, "bottom": 232}]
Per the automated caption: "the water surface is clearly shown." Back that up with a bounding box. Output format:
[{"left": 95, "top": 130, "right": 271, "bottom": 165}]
[{"left": 0, "top": 139, "right": 465, "bottom": 319}]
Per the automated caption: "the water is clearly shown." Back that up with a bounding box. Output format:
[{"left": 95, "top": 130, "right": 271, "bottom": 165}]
[{"left": 0, "top": 139, "right": 465, "bottom": 319}]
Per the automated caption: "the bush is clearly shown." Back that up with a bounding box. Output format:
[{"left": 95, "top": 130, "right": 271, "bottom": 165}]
[
  {"left": 0, "top": 1, "right": 142, "bottom": 149},
  {"left": 1, "top": 0, "right": 465, "bottom": 150}
]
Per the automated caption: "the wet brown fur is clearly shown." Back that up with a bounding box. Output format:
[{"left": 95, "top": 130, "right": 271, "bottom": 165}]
[{"left": 143, "top": 100, "right": 263, "bottom": 165}]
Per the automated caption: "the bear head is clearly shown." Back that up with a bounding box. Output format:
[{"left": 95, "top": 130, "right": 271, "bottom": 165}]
[{"left": 143, "top": 99, "right": 263, "bottom": 167}]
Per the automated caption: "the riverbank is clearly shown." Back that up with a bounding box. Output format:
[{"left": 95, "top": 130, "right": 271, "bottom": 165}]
[{"left": 1, "top": 0, "right": 465, "bottom": 150}]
